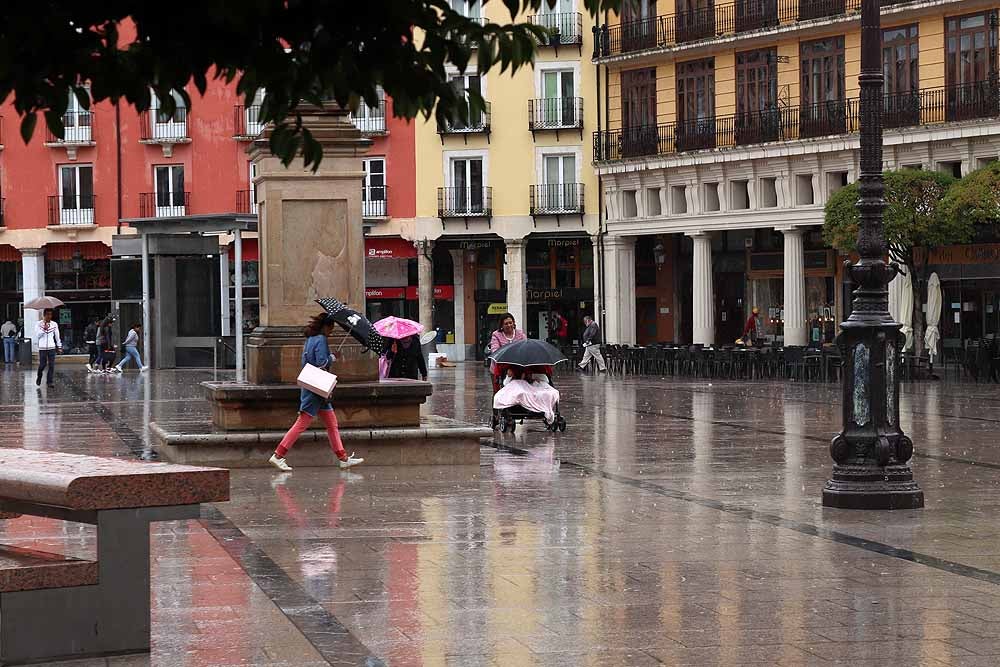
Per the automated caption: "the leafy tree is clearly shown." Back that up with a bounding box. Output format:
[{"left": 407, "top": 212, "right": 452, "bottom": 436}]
[
  {"left": 940, "top": 160, "right": 1000, "bottom": 229},
  {"left": 0, "top": 0, "right": 616, "bottom": 169},
  {"left": 823, "top": 169, "right": 962, "bottom": 352}
]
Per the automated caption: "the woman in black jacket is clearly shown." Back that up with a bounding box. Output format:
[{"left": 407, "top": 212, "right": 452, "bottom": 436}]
[{"left": 386, "top": 334, "right": 427, "bottom": 380}]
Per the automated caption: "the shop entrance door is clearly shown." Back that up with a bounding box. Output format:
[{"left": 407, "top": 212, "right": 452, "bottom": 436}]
[
  {"left": 715, "top": 272, "right": 744, "bottom": 344},
  {"left": 985, "top": 290, "right": 1000, "bottom": 338}
]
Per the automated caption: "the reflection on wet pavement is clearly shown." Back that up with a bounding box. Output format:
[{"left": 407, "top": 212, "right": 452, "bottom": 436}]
[{"left": 4, "top": 363, "right": 1000, "bottom": 665}]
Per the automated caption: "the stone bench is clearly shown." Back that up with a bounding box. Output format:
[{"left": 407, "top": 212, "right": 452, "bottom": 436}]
[{"left": 0, "top": 450, "right": 229, "bottom": 664}]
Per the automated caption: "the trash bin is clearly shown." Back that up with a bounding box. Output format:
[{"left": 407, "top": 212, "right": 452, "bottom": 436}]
[{"left": 18, "top": 338, "right": 32, "bottom": 366}]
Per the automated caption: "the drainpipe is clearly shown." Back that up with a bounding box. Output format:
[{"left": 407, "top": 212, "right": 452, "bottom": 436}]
[{"left": 115, "top": 101, "right": 123, "bottom": 234}]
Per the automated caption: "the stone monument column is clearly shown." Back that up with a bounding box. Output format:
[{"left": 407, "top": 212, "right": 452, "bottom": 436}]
[{"left": 247, "top": 105, "right": 375, "bottom": 385}]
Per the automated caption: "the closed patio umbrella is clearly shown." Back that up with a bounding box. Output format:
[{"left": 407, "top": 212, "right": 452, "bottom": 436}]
[
  {"left": 888, "top": 269, "right": 914, "bottom": 351},
  {"left": 924, "top": 272, "right": 942, "bottom": 362}
]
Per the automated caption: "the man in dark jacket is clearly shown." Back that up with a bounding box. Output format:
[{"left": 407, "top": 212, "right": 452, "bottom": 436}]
[
  {"left": 577, "top": 315, "right": 607, "bottom": 372},
  {"left": 386, "top": 334, "right": 428, "bottom": 380}
]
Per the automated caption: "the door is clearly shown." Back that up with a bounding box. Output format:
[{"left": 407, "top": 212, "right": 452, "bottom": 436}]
[
  {"left": 58, "top": 164, "right": 94, "bottom": 225},
  {"left": 676, "top": 0, "right": 714, "bottom": 43},
  {"left": 152, "top": 89, "right": 187, "bottom": 139},
  {"left": 154, "top": 165, "right": 186, "bottom": 217},
  {"left": 946, "top": 12, "right": 999, "bottom": 121},
  {"left": 538, "top": 0, "right": 574, "bottom": 37},
  {"left": 676, "top": 58, "right": 715, "bottom": 151},
  {"left": 449, "top": 74, "right": 483, "bottom": 129},
  {"left": 362, "top": 158, "right": 386, "bottom": 217},
  {"left": 800, "top": 36, "right": 846, "bottom": 137},
  {"left": 621, "top": 68, "right": 658, "bottom": 156},
  {"left": 543, "top": 70, "right": 576, "bottom": 126},
  {"left": 542, "top": 153, "right": 577, "bottom": 211},
  {"left": 882, "top": 25, "right": 920, "bottom": 127},
  {"left": 621, "top": 0, "right": 657, "bottom": 52},
  {"left": 736, "top": 49, "right": 779, "bottom": 144},
  {"left": 451, "top": 157, "right": 484, "bottom": 214},
  {"left": 248, "top": 161, "right": 258, "bottom": 214},
  {"left": 736, "top": 0, "right": 777, "bottom": 32},
  {"left": 245, "top": 88, "right": 265, "bottom": 136},
  {"left": 64, "top": 88, "right": 93, "bottom": 142}
]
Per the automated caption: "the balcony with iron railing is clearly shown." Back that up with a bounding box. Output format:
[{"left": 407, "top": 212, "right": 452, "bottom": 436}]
[
  {"left": 363, "top": 185, "right": 389, "bottom": 219},
  {"left": 528, "top": 98, "right": 584, "bottom": 134},
  {"left": 593, "top": 0, "right": 931, "bottom": 58},
  {"left": 236, "top": 190, "right": 258, "bottom": 215},
  {"left": 438, "top": 187, "right": 493, "bottom": 220},
  {"left": 594, "top": 81, "right": 1000, "bottom": 162},
  {"left": 140, "top": 108, "right": 190, "bottom": 143},
  {"left": 138, "top": 192, "right": 190, "bottom": 218},
  {"left": 233, "top": 105, "right": 264, "bottom": 140},
  {"left": 351, "top": 98, "right": 388, "bottom": 135},
  {"left": 530, "top": 183, "right": 585, "bottom": 216},
  {"left": 528, "top": 12, "right": 584, "bottom": 46},
  {"left": 45, "top": 112, "right": 95, "bottom": 145},
  {"left": 48, "top": 195, "right": 95, "bottom": 226},
  {"left": 437, "top": 102, "right": 491, "bottom": 138}
]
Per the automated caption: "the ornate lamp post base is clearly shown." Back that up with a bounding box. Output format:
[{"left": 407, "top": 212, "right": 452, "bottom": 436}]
[{"left": 823, "top": 465, "right": 924, "bottom": 510}]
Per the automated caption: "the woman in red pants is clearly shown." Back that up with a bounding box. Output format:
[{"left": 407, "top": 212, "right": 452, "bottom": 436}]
[{"left": 268, "top": 313, "right": 365, "bottom": 472}]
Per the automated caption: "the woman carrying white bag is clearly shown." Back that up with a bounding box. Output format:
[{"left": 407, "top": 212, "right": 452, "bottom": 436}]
[{"left": 268, "top": 313, "right": 365, "bottom": 472}]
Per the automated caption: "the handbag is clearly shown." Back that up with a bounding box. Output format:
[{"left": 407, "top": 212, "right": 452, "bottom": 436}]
[{"left": 297, "top": 363, "right": 338, "bottom": 399}]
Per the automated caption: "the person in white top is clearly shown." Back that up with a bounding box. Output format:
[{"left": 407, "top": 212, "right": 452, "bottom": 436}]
[
  {"left": 35, "top": 309, "right": 61, "bottom": 387},
  {"left": 113, "top": 323, "right": 148, "bottom": 373},
  {"left": 1, "top": 319, "right": 16, "bottom": 364}
]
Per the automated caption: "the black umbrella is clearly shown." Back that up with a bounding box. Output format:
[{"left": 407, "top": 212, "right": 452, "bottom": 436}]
[
  {"left": 315, "top": 297, "right": 385, "bottom": 355},
  {"left": 488, "top": 339, "right": 568, "bottom": 367}
]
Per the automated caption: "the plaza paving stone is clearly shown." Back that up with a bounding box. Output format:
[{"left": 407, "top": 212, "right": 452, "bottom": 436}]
[{"left": 2, "top": 362, "right": 1000, "bottom": 665}]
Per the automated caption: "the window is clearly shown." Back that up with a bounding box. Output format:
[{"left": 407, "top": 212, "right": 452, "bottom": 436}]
[
  {"left": 704, "top": 182, "right": 720, "bottom": 211},
  {"left": 150, "top": 89, "right": 188, "bottom": 139},
  {"left": 154, "top": 165, "right": 186, "bottom": 216},
  {"left": 449, "top": 0, "right": 481, "bottom": 18},
  {"left": 736, "top": 49, "right": 777, "bottom": 115},
  {"left": 621, "top": 67, "right": 658, "bottom": 157},
  {"left": 647, "top": 188, "right": 662, "bottom": 216},
  {"left": 938, "top": 160, "right": 963, "bottom": 178},
  {"left": 800, "top": 37, "right": 846, "bottom": 137},
  {"left": 362, "top": 158, "right": 386, "bottom": 217},
  {"left": 64, "top": 87, "right": 93, "bottom": 142},
  {"left": 826, "top": 171, "right": 849, "bottom": 196},
  {"left": 621, "top": 0, "right": 657, "bottom": 51},
  {"left": 541, "top": 69, "right": 577, "bottom": 126},
  {"left": 883, "top": 25, "right": 919, "bottom": 95},
  {"left": 352, "top": 87, "right": 386, "bottom": 134},
  {"left": 676, "top": 58, "right": 715, "bottom": 151},
  {"left": 541, "top": 153, "right": 577, "bottom": 211},
  {"left": 450, "top": 156, "right": 485, "bottom": 214},
  {"left": 248, "top": 161, "right": 258, "bottom": 214},
  {"left": 676, "top": 0, "right": 715, "bottom": 43},
  {"left": 730, "top": 180, "right": 750, "bottom": 209},
  {"left": 623, "top": 190, "right": 638, "bottom": 218},
  {"left": 448, "top": 74, "right": 483, "bottom": 129},
  {"left": 536, "top": 0, "right": 576, "bottom": 38},
  {"left": 58, "top": 164, "right": 94, "bottom": 225},
  {"left": 671, "top": 185, "right": 687, "bottom": 214},
  {"left": 759, "top": 177, "right": 778, "bottom": 207},
  {"left": 945, "top": 12, "right": 999, "bottom": 121},
  {"left": 795, "top": 174, "right": 815, "bottom": 205},
  {"left": 245, "top": 89, "right": 266, "bottom": 136}
]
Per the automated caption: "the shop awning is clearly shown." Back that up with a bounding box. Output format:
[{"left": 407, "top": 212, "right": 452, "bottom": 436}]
[
  {"left": 228, "top": 238, "right": 259, "bottom": 261},
  {"left": 366, "top": 237, "right": 416, "bottom": 259},
  {"left": 0, "top": 245, "right": 20, "bottom": 262},
  {"left": 46, "top": 242, "right": 111, "bottom": 261}
]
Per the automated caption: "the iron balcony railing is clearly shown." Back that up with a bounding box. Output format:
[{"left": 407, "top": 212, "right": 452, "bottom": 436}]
[
  {"left": 530, "top": 183, "right": 585, "bottom": 215},
  {"left": 233, "top": 105, "right": 264, "bottom": 139},
  {"left": 236, "top": 189, "right": 258, "bottom": 214},
  {"left": 437, "top": 102, "right": 491, "bottom": 134},
  {"left": 594, "top": 81, "right": 1000, "bottom": 161},
  {"left": 363, "top": 185, "right": 389, "bottom": 218},
  {"left": 138, "top": 192, "right": 190, "bottom": 218},
  {"left": 528, "top": 12, "right": 584, "bottom": 45},
  {"left": 595, "top": 0, "right": 903, "bottom": 57},
  {"left": 351, "top": 98, "right": 388, "bottom": 135},
  {"left": 48, "top": 195, "right": 95, "bottom": 226},
  {"left": 140, "top": 108, "right": 189, "bottom": 141},
  {"left": 528, "top": 97, "right": 584, "bottom": 130},
  {"left": 45, "top": 112, "right": 94, "bottom": 143},
  {"left": 438, "top": 187, "right": 493, "bottom": 217}
]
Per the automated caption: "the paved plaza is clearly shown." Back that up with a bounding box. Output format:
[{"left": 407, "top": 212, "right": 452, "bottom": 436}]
[{"left": 2, "top": 363, "right": 1000, "bottom": 666}]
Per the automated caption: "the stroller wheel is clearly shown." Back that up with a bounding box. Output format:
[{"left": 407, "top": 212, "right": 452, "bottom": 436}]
[{"left": 558, "top": 417, "right": 567, "bottom": 432}]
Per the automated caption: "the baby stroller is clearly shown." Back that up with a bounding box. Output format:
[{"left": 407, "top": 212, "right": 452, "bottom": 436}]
[{"left": 490, "top": 363, "right": 567, "bottom": 434}]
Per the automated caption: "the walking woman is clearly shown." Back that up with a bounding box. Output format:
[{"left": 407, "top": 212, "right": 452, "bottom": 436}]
[
  {"left": 114, "top": 323, "right": 147, "bottom": 372},
  {"left": 269, "top": 312, "right": 365, "bottom": 472}
]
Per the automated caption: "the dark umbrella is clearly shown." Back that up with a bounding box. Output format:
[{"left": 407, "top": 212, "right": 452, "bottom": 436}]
[
  {"left": 488, "top": 339, "right": 568, "bottom": 367},
  {"left": 315, "top": 298, "right": 385, "bottom": 355}
]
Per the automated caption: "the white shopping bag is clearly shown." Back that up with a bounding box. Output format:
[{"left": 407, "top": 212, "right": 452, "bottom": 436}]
[{"left": 297, "top": 363, "right": 338, "bottom": 398}]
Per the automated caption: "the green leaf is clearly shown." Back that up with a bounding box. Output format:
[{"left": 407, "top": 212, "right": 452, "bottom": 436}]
[{"left": 19, "top": 113, "right": 37, "bottom": 144}]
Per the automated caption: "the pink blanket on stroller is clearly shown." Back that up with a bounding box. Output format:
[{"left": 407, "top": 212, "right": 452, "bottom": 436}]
[{"left": 493, "top": 380, "right": 560, "bottom": 423}]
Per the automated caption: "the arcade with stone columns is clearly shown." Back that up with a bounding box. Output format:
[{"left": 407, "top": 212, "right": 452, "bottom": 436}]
[{"left": 150, "top": 105, "right": 489, "bottom": 467}]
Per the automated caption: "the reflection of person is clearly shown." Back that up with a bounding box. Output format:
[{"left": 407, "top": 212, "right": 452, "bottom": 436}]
[
  {"left": 114, "top": 324, "right": 147, "bottom": 373},
  {"left": 35, "top": 309, "right": 61, "bottom": 387},
  {"left": 742, "top": 307, "right": 763, "bottom": 345},
  {"left": 269, "top": 313, "right": 365, "bottom": 472},
  {"left": 1, "top": 319, "right": 16, "bottom": 364},
  {"left": 386, "top": 334, "right": 427, "bottom": 380},
  {"left": 578, "top": 315, "right": 607, "bottom": 372}
]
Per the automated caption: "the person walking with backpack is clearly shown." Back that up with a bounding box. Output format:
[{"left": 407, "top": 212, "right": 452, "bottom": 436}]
[
  {"left": 577, "top": 315, "right": 607, "bottom": 373},
  {"left": 113, "top": 323, "right": 147, "bottom": 373}
]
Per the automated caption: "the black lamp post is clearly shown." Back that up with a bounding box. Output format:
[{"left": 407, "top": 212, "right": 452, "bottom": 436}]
[{"left": 822, "top": 0, "right": 923, "bottom": 509}]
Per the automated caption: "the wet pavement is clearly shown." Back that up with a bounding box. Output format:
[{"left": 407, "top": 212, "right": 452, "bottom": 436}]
[{"left": 3, "top": 362, "right": 1000, "bottom": 666}]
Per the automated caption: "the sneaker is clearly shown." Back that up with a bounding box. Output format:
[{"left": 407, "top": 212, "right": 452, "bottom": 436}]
[
  {"left": 85, "top": 364, "right": 93, "bottom": 372},
  {"left": 268, "top": 454, "right": 293, "bottom": 472},
  {"left": 35, "top": 376, "right": 41, "bottom": 386},
  {"left": 111, "top": 367, "right": 122, "bottom": 374},
  {"left": 339, "top": 453, "right": 365, "bottom": 469},
  {"left": 140, "top": 365, "right": 149, "bottom": 372}
]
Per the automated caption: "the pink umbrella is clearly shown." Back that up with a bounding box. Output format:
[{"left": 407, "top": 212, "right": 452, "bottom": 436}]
[{"left": 373, "top": 316, "right": 424, "bottom": 340}]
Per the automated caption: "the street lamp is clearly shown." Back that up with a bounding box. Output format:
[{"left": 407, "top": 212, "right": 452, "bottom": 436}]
[{"left": 822, "top": 0, "right": 923, "bottom": 509}]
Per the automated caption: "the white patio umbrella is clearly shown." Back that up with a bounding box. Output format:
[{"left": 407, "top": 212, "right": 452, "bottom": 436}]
[
  {"left": 888, "top": 269, "right": 914, "bottom": 351},
  {"left": 924, "top": 272, "right": 942, "bottom": 362}
]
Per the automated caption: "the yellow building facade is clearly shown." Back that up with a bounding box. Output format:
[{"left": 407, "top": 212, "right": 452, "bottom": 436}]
[{"left": 594, "top": 0, "right": 1000, "bottom": 346}]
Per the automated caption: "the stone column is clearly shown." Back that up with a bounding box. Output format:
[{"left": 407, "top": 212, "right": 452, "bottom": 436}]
[
  {"left": 689, "top": 232, "right": 715, "bottom": 346},
  {"left": 247, "top": 105, "right": 374, "bottom": 385},
  {"left": 603, "top": 235, "right": 636, "bottom": 344},
  {"left": 20, "top": 249, "right": 45, "bottom": 342},
  {"left": 417, "top": 240, "right": 434, "bottom": 332},
  {"left": 504, "top": 239, "right": 527, "bottom": 330},
  {"left": 449, "top": 249, "right": 466, "bottom": 361},
  {"left": 781, "top": 227, "right": 807, "bottom": 346},
  {"left": 590, "top": 234, "right": 602, "bottom": 325}
]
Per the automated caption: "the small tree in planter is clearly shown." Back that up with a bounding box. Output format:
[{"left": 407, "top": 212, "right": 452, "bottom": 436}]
[{"left": 823, "top": 169, "right": 964, "bottom": 353}]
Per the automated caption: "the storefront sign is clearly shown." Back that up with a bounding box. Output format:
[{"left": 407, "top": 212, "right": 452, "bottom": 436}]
[
  {"left": 546, "top": 239, "right": 581, "bottom": 247},
  {"left": 527, "top": 288, "right": 593, "bottom": 301},
  {"left": 401, "top": 286, "right": 455, "bottom": 300},
  {"left": 487, "top": 303, "right": 508, "bottom": 314},
  {"left": 458, "top": 240, "right": 496, "bottom": 250},
  {"left": 365, "top": 237, "right": 417, "bottom": 260},
  {"left": 365, "top": 287, "right": 406, "bottom": 299},
  {"left": 928, "top": 243, "right": 1000, "bottom": 265}
]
